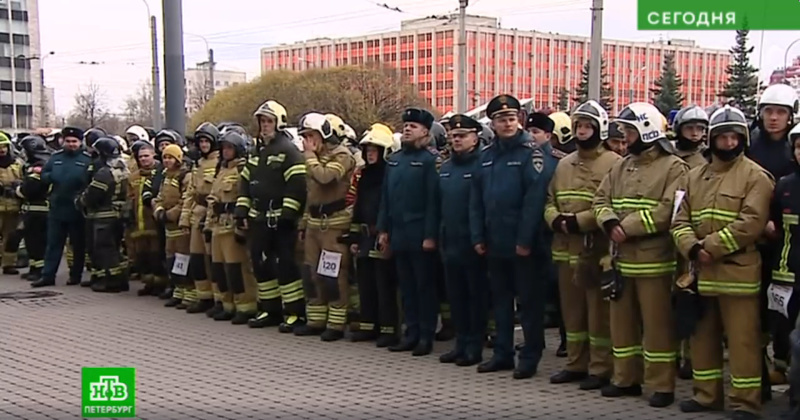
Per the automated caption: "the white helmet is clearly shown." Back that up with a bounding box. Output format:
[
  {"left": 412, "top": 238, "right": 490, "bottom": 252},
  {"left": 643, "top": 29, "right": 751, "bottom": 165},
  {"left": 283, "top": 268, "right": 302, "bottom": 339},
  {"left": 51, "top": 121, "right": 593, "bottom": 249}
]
[
  {"left": 391, "top": 132, "right": 402, "bottom": 152},
  {"left": 789, "top": 123, "right": 800, "bottom": 141},
  {"left": 759, "top": 84, "right": 800, "bottom": 119},
  {"left": 113, "top": 135, "right": 129, "bottom": 153},
  {"left": 709, "top": 105, "right": 750, "bottom": 145},
  {"left": 672, "top": 105, "right": 709, "bottom": 132},
  {"left": 125, "top": 125, "right": 150, "bottom": 144},
  {"left": 571, "top": 100, "right": 609, "bottom": 140},
  {"left": 343, "top": 124, "right": 357, "bottom": 142},
  {"left": 614, "top": 102, "right": 666, "bottom": 144},
  {"left": 297, "top": 112, "right": 333, "bottom": 139},
  {"left": 254, "top": 100, "right": 289, "bottom": 130}
]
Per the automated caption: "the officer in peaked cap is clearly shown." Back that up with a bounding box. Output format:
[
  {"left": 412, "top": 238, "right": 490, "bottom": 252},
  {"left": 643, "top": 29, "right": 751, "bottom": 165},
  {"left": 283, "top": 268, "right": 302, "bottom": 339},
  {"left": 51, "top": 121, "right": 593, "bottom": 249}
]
[
  {"left": 447, "top": 114, "right": 482, "bottom": 134},
  {"left": 402, "top": 107, "right": 435, "bottom": 130},
  {"left": 486, "top": 94, "right": 521, "bottom": 120}
]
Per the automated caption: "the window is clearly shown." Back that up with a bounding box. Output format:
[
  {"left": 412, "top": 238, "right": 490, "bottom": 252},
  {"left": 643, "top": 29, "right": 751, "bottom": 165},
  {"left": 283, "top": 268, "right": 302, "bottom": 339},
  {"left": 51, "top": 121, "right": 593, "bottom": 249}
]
[
  {"left": 0, "top": 80, "right": 11, "bottom": 90},
  {"left": 12, "top": 34, "right": 29, "bottom": 45},
  {"left": 0, "top": 33, "right": 8, "bottom": 43},
  {"left": 14, "top": 81, "right": 30, "bottom": 92}
]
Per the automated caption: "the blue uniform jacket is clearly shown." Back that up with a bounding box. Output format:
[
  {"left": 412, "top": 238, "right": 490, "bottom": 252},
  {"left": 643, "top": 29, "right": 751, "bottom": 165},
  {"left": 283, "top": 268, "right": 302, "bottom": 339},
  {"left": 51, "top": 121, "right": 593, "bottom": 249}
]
[
  {"left": 377, "top": 144, "right": 441, "bottom": 252},
  {"left": 42, "top": 148, "right": 92, "bottom": 221},
  {"left": 531, "top": 141, "right": 558, "bottom": 258},
  {"left": 439, "top": 146, "right": 481, "bottom": 261},
  {"left": 469, "top": 130, "right": 550, "bottom": 259}
]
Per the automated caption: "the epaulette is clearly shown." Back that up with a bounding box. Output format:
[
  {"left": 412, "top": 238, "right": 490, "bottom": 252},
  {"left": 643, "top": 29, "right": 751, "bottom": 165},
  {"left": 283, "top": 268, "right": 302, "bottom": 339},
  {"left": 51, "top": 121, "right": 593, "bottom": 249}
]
[
  {"left": 82, "top": 151, "right": 92, "bottom": 158},
  {"left": 52, "top": 149, "right": 64, "bottom": 154},
  {"left": 551, "top": 148, "right": 568, "bottom": 160}
]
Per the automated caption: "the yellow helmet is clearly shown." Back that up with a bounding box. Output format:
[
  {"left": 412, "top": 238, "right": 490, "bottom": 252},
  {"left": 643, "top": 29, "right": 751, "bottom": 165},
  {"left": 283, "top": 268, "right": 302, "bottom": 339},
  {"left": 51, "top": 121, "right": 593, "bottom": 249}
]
[
  {"left": 360, "top": 123, "right": 395, "bottom": 157},
  {"left": 325, "top": 114, "right": 347, "bottom": 139},
  {"left": 254, "top": 100, "right": 288, "bottom": 130},
  {"left": 549, "top": 112, "right": 573, "bottom": 145}
]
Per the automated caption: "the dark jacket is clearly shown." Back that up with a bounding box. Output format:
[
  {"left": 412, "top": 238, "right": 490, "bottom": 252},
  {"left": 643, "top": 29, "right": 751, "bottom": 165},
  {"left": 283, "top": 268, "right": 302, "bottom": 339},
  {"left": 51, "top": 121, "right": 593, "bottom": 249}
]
[
  {"left": 42, "top": 147, "right": 91, "bottom": 221},
  {"left": 439, "top": 146, "right": 480, "bottom": 260}
]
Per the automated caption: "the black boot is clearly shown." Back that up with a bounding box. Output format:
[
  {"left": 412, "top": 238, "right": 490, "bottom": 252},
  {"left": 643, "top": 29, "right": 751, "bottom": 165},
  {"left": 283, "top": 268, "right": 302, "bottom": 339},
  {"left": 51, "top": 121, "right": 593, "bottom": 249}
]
[
  {"left": 158, "top": 287, "right": 173, "bottom": 300},
  {"left": 435, "top": 320, "right": 455, "bottom": 341},
  {"left": 550, "top": 370, "right": 587, "bottom": 384},
  {"left": 20, "top": 271, "right": 30, "bottom": 280},
  {"left": 186, "top": 299, "right": 214, "bottom": 314},
  {"left": 213, "top": 310, "right": 235, "bottom": 321},
  {"left": 412, "top": 341, "right": 433, "bottom": 356},
  {"left": 293, "top": 324, "right": 325, "bottom": 336},
  {"left": 137, "top": 284, "right": 154, "bottom": 297},
  {"left": 231, "top": 311, "right": 255, "bottom": 325},
  {"left": 440, "top": 349, "right": 463, "bottom": 364},
  {"left": 30, "top": 278, "right": 55, "bottom": 288},
  {"left": 388, "top": 338, "right": 418, "bottom": 352},
  {"left": 206, "top": 302, "right": 223, "bottom": 318},
  {"left": 678, "top": 358, "right": 693, "bottom": 380},
  {"left": 248, "top": 311, "right": 282, "bottom": 328},
  {"left": 375, "top": 334, "right": 399, "bottom": 348},
  {"left": 476, "top": 358, "right": 515, "bottom": 373},
  {"left": 25, "top": 268, "right": 42, "bottom": 282},
  {"left": 279, "top": 316, "right": 305, "bottom": 333},
  {"left": 78, "top": 278, "right": 92, "bottom": 287},
  {"left": 579, "top": 375, "right": 609, "bottom": 390},
  {"left": 175, "top": 301, "right": 189, "bottom": 310},
  {"left": 600, "top": 384, "right": 642, "bottom": 398},
  {"left": 350, "top": 330, "right": 378, "bottom": 342},
  {"left": 119, "top": 279, "right": 129, "bottom": 292},
  {"left": 649, "top": 392, "right": 674, "bottom": 408},
  {"left": 3, "top": 266, "right": 19, "bottom": 275},
  {"left": 91, "top": 280, "right": 121, "bottom": 293},
  {"left": 164, "top": 297, "right": 181, "bottom": 307},
  {"left": 556, "top": 341, "right": 567, "bottom": 358},
  {"left": 730, "top": 410, "right": 759, "bottom": 420},
  {"left": 679, "top": 399, "right": 718, "bottom": 413},
  {"left": 321, "top": 329, "right": 345, "bottom": 342}
]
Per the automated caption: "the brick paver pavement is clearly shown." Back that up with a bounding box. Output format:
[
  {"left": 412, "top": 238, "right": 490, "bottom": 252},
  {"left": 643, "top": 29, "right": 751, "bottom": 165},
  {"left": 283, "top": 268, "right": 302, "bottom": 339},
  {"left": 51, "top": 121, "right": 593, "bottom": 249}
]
[{"left": 0, "top": 275, "right": 790, "bottom": 420}]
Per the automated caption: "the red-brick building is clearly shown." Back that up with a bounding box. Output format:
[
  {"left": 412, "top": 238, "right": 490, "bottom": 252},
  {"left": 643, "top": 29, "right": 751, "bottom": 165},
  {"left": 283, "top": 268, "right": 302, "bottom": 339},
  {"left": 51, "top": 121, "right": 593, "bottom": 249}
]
[{"left": 261, "top": 15, "right": 731, "bottom": 115}]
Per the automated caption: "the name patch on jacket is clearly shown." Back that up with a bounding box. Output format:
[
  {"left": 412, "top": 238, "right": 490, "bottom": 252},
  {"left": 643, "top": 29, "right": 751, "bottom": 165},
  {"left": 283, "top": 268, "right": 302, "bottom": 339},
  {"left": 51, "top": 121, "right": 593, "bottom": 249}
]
[
  {"left": 440, "top": 172, "right": 450, "bottom": 178},
  {"left": 482, "top": 161, "right": 493, "bottom": 167},
  {"left": 410, "top": 161, "right": 423, "bottom": 166},
  {"left": 463, "top": 173, "right": 472, "bottom": 179},
  {"left": 387, "top": 161, "right": 399, "bottom": 166},
  {"left": 507, "top": 161, "right": 522, "bottom": 166}
]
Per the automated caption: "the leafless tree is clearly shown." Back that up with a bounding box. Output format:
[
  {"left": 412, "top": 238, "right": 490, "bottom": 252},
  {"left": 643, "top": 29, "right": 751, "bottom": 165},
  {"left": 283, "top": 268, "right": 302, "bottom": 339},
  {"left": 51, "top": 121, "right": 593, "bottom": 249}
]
[
  {"left": 123, "top": 82, "right": 154, "bottom": 126},
  {"left": 186, "top": 71, "right": 213, "bottom": 116},
  {"left": 67, "top": 81, "right": 111, "bottom": 128}
]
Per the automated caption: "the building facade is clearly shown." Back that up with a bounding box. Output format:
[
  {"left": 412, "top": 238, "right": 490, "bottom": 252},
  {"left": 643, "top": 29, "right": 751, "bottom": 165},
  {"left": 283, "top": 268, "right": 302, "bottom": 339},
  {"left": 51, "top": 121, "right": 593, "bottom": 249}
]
[
  {"left": 260, "top": 15, "right": 730, "bottom": 115},
  {"left": 0, "top": 0, "right": 41, "bottom": 130},
  {"left": 185, "top": 63, "right": 246, "bottom": 116},
  {"left": 769, "top": 56, "right": 800, "bottom": 98}
]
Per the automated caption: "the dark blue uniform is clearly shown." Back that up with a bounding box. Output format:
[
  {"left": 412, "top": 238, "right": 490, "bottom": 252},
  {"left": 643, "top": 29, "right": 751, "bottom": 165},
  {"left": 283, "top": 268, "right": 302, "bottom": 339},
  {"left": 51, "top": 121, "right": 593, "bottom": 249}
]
[
  {"left": 439, "top": 146, "right": 488, "bottom": 362},
  {"left": 470, "top": 129, "right": 551, "bottom": 374},
  {"left": 377, "top": 144, "right": 441, "bottom": 347},
  {"left": 40, "top": 148, "right": 92, "bottom": 284}
]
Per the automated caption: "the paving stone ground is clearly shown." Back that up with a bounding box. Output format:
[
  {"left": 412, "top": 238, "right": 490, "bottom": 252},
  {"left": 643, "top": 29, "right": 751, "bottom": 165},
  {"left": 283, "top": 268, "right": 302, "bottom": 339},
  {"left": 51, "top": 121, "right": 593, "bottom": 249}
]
[{"left": 0, "top": 273, "right": 791, "bottom": 420}]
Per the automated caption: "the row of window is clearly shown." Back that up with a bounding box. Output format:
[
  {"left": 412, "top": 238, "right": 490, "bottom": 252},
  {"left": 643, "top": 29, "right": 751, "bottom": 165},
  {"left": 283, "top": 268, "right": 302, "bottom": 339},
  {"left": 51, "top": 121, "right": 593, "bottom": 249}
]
[
  {"left": 0, "top": 104, "right": 33, "bottom": 115},
  {"left": 0, "top": 32, "right": 29, "bottom": 46},
  {"left": 0, "top": 80, "right": 30, "bottom": 91},
  {"left": 0, "top": 8, "right": 29, "bottom": 21},
  {"left": 0, "top": 56, "right": 30, "bottom": 69}
]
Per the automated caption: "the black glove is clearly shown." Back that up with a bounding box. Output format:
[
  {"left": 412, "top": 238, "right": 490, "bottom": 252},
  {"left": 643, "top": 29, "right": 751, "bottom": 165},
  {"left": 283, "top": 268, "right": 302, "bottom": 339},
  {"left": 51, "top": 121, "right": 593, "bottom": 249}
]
[
  {"left": 688, "top": 243, "right": 702, "bottom": 261},
  {"left": 602, "top": 219, "right": 620, "bottom": 236},
  {"left": 551, "top": 215, "right": 566, "bottom": 232},
  {"left": 563, "top": 215, "right": 580, "bottom": 234},
  {"left": 203, "top": 230, "right": 212, "bottom": 243},
  {"left": 143, "top": 196, "right": 152, "bottom": 208},
  {"left": 234, "top": 232, "right": 247, "bottom": 245}
]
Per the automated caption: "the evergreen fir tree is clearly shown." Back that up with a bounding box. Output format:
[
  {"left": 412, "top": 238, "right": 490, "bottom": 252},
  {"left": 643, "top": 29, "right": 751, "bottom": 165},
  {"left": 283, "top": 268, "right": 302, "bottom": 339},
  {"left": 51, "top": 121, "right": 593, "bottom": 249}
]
[
  {"left": 651, "top": 52, "right": 685, "bottom": 115},
  {"left": 718, "top": 19, "right": 760, "bottom": 118},
  {"left": 573, "top": 59, "right": 614, "bottom": 110},
  {"left": 557, "top": 88, "right": 570, "bottom": 111}
]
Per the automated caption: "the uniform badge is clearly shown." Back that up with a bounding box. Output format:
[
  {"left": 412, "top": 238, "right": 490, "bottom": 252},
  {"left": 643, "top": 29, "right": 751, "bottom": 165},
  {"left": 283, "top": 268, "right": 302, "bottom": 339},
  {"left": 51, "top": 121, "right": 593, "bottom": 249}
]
[{"left": 532, "top": 149, "right": 544, "bottom": 173}]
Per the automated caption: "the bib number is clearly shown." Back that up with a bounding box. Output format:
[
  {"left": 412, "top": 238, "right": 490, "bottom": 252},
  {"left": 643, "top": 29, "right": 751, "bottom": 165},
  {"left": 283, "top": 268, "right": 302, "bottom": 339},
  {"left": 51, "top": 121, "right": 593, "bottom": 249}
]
[
  {"left": 316, "top": 250, "right": 342, "bottom": 278},
  {"left": 172, "top": 253, "right": 190, "bottom": 276},
  {"left": 767, "top": 283, "right": 793, "bottom": 319}
]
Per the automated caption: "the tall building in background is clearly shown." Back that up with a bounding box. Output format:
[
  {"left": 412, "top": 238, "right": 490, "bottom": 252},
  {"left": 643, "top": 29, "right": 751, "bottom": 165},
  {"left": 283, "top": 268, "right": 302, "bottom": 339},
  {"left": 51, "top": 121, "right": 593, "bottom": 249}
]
[
  {"left": 260, "top": 15, "right": 730, "bottom": 115},
  {"left": 0, "top": 0, "right": 41, "bottom": 130},
  {"left": 769, "top": 56, "right": 800, "bottom": 97},
  {"left": 184, "top": 63, "right": 247, "bottom": 116}
]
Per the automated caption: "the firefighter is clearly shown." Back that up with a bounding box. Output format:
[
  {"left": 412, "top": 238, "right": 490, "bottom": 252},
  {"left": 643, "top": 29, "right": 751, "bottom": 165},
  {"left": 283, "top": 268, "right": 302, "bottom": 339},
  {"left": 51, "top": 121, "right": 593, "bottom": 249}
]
[
  {"left": 592, "top": 102, "right": 689, "bottom": 407},
  {"left": 153, "top": 143, "right": 195, "bottom": 308},
  {"left": 438, "top": 114, "right": 487, "bottom": 366},
  {"left": 470, "top": 94, "right": 551, "bottom": 379},
  {"left": 549, "top": 111, "right": 576, "bottom": 158},
  {"left": 16, "top": 135, "right": 50, "bottom": 281},
  {"left": 125, "top": 125, "right": 151, "bottom": 146},
  {"left": 605, "top": 123, "right": 628, "bottom": 157},
  {"left": 673, "top": 105, "right": 710, "bottom": 169},
  {"left": 0, "top": 132, "right": 22, "bottom": 274},
  {"left": 33, "top": 127, "right": 91, "bottom": 288},
  {"left": 781, "top": 124, "right": 800, "bottom": 410},
  {"left": 183, "top": 122, "right": 220, "bottom": 314},
  {"left": 129, "top": 140, "right": 163, "bottom": 296},
  {"left": 205, "top": 131, "right": 258, "bottom": 323},
  {"left": 76, "top": 137, "right": 130, "bottom": 293},
  {"left": 545, "top": 100, "right": 619, "bottom": 390},
  {"left": 377, "top": 107, "right": 441, "bottom": 356},
  {"left": 236, "top": 100, "right": 307, "bottom": 332},
  {"left": 671, "top": 105, "right": 773, "bottom": 420},
  {"left": 293, "top": 112, "right": 356, "bottom": 342},
  {"left": 347, "top": 123, "right": 400, "bottom": 347}
]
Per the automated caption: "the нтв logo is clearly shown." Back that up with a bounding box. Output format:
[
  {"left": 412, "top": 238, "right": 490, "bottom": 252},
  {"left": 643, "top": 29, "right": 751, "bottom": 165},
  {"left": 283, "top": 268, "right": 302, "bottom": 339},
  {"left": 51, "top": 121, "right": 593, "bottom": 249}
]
[{"left": 81, "top": 367, "right": 136, "bottom": 418}]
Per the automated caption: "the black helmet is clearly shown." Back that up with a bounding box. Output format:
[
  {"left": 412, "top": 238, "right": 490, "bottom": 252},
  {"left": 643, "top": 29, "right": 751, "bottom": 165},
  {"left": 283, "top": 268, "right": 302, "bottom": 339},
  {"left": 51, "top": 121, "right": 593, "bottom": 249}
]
[
  {"left": 219, "top": 122, "right": 247, "bottom": 137},
  {"left": 194, "top": 122, "right": 220, "bottom": 144},
  {"left": 153, "top": 129, "right": 183, "bottom": 149},
  {"left": 218, "top": 131, "right": 248, "bottom": 157},
  {"left": 131, "top": 140, "right": 154, "bottom": 157},
  {"left": 430, "top": 121, "right": 447, "bottom": 150},
  {"left": 93, "top": 137, "right": 120, "bottom": 158},
  {"left": 84, "top": 127, "right": 108, "bottom": 147},
  {"left": 20, "top": 135, "right": 47, "bottom": 155}
]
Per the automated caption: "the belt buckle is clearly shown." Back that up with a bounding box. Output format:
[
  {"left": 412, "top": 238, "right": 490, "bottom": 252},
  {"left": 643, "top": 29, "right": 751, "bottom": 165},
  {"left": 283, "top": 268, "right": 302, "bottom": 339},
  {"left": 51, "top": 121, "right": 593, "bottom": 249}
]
[
  {"left": 360, "top": 224, "right": 370, "bottom": 236},
  {"left": 320, "top": 212, "right": 329, "bottom": 232},
  {"left": 266, "top": 199, "right": 278, "bottom": 229}
]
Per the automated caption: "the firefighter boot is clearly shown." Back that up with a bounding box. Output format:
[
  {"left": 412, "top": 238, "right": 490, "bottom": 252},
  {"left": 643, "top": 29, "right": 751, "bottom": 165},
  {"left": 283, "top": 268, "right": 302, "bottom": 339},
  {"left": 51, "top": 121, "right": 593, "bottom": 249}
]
[
  {"left": 278, "top": 315, "right": 305, "bottom": 334},
  {"left": 231, "top": 311, "right": 256, "bottom": 325},
  {"left": 649, "top": 392, "right": 675, "bottom": 408},
  {"left": 435, "top": 318, "right": 455, "bottom": 342},
  {"left": 206, "top": 302, "right": 223, "bottom": 318},
  {"left": 3, "top": 266, "right": 19, "bottom": 275},
  {"left": 213, "top": 309, "right": 235, "bottom": 321},
  {"left": 294, "top": 324, "right": 325, "bottom": 336},
  {"left": 158, "top": 286, "right": 174, "bottom": 300},
  {"left": 376, "top": 333, "right": 399, "bottom": 348},
  {"left": 321, "top": 328, "right": 345, "bottom": 342},
  {"left": 25, "top": 268, "right": 42, "bottom": 282},
  {"left": 186, "top": 299, "right": 214, "bottom": 314},
  {"left": 248, "top": 302, "right": 282, "bottom": 328},
  {"left": 351, "top": 330, "right": 378, "bottom": 343}
]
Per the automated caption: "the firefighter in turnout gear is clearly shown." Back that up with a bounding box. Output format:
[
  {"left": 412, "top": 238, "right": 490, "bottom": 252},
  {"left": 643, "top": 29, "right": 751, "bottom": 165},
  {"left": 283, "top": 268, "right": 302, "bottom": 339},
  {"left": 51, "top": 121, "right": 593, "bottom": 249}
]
[
  {"left": 184, "top": 122, "right": 220, "bottom": 314},
  {"left": 206, "top": 131, "right": 258, "bottom": 323},
  {"left": 672, "top": 105, "right": 710, "bottom": 169},
  {"left": 671, "top": 105, "right": 773, "bottom": 420},
  {"left": 129, "top": 140, "right": 164, "bottom": 296},
  {"left": 347, "top": 123, "right": 400, "bottom": 347},
  {"left": 377, "top": 107, "right": 442, "bottom": 356},
  {"left": 76, "top": 137, "right": 131, "bottom": 293},
  {"left": 153, "top": 144, "right": 195, "bottom": 308},
  {"left": 438, "top": 114, "right": 488, "bottom": 366},
  {"left": 236, "top": 100, "right": 308, "bottom": 331},
  {"left": 549, "top": 111, "right": 576, "bottom": 159},
  {"left": 294, "top": 112, "right": 356, "bottom": 341},
  {"left": 545, "top": 100, "right": 620, "bottom": 389},
  {"left": 0, "top": 132, "right": 23, "bottom": 273},
  {"left": 16, "top": 135, "right": 51, "bottom": 281},
  {"left": 592, "top": 102, "right": 689, "bottom": 407}
]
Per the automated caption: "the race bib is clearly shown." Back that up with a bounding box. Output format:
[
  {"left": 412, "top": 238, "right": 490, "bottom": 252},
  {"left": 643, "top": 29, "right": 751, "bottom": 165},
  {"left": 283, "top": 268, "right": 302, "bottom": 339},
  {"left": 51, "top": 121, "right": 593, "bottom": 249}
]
[
  {"left": 767, "top": 283, "right": 793, "bottom": 319},
  {"left": 316, "top": 250, "right": 342, "bottom": 278},
  {"left": 171, "top": 253, "right": 190, "bottom": 276}
]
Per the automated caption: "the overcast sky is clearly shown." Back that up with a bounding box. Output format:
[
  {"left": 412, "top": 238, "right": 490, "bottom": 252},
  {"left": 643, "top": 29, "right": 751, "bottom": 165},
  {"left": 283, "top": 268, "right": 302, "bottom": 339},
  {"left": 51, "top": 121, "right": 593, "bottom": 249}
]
[{"left": 39, "top": 0, "right": 800, "bottom": 116}]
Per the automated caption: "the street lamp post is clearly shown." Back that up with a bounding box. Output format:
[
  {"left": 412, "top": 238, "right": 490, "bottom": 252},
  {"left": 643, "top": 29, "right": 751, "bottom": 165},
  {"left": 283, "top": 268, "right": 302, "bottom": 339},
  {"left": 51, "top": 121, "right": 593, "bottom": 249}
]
[
  {"left": 783, "top": 38, "right": 800, "bottom": 83},
  {"left": 140, "top": 0, "right": 162, "bottom": 130},
  {"left": 39, "top": 51, "right": 55, "bottom": 127}
]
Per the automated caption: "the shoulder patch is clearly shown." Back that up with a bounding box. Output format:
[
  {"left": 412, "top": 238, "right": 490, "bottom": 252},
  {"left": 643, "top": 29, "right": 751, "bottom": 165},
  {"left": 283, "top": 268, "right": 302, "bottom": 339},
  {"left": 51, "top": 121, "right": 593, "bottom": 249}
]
[{"left": 532, "top": 153, "right": 544, "bottom": 173}]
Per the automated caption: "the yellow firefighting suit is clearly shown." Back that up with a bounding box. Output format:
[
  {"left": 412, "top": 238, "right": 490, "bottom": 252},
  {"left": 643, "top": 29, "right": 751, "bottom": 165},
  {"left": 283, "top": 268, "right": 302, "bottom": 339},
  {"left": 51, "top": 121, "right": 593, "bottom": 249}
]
[
  {"left": 185, "top": 150, "right": 219, "bottom": 306},
  {"left": 0, "top": 151, "right": 22, "bottom": 268},
  {"left": 128, "top": 165, "right": 164, "bottom": 292},
  {"left": 593, "top": 145, "right": 689, "bottom": 393},
  {"left": 207, "top": 157, "right": 258, "bottom": 319},
  {"left": 301, "top": 143, "right": 356, "bottom": 332},
  {"left": 545, "top": 144, "right": 620, "bottom": 379},
  {"left": 153, "top": 167, "right": 195, "bottom": 306},
  {"left": 671, "top": 154, "right": 773, "bottom": 414}
]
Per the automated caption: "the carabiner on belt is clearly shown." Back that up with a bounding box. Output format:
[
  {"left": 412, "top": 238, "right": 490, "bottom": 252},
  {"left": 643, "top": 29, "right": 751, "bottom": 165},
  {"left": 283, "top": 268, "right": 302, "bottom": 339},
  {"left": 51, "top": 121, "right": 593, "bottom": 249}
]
[{"left": 266, "top": 199, "right": 278, "bottom": 229}]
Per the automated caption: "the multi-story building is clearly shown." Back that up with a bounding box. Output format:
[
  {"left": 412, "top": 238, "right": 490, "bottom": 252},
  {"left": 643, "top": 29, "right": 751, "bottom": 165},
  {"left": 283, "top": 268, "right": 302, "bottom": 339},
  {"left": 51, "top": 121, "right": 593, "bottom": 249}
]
[
  {"left": 769, "top": 56, "right": 800, "bottom": 98},
  {"left": 0, "top": 0, "right": 42, "bottom": 130},
  {"left": 185, "top": 63, "right": 246, "bottom": 116},
  {"left": 260, "top": 15, "right": 730, "bottom": 115}
]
